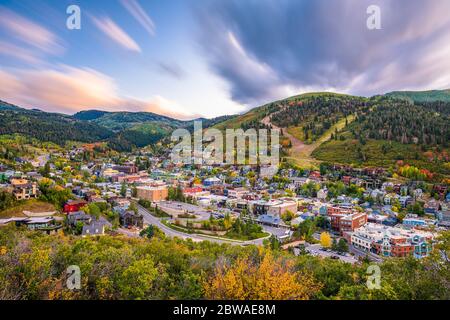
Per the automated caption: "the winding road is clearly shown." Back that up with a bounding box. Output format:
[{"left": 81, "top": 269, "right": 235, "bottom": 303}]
[{"left": 136, "top": 204, "right": 270, "bottom": 246}]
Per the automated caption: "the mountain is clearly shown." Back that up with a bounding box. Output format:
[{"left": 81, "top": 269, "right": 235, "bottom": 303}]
[
  {"left": 212, "top": 92, "right": 449, "bottom": 177},
  {"left": 73, "top": 110, "right": 185, "bottom": 131},
  {"left": 0, "top": 100, "right": 238, "bottom": 151},
  {"left": 0, "top": 100, "right": 21, "bottom": 111},
  {"left": 71, "top": 110, "right": 109, "bottom": 121},
  {"left": 385, "top": 89, "right": 450, "bottom": 103},
  {"left": 0, "top": 103, "right": 114, "bottom": 146}
]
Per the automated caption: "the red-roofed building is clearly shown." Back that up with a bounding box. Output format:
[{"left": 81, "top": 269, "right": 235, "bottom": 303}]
[
  {"left": 182, "top": 187, "right": 204, "bottom": 196},
  {"left": 63, "top": 200, "right": 87, "bottom": 213}
]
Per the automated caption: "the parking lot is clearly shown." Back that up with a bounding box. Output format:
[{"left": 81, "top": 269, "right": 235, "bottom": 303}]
[
  {"left": 157, "top": 201, "right": 237, "bottom": 221},
  {"left": 296, "top": 243, "right": 359, "bottom": 264}
]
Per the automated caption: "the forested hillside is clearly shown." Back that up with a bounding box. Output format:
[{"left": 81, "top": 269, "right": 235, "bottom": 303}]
[
  {"left": 0, "top": 108, "right": 114, "bottom": 145},
  {"left": 385, "top": 89, "right": 450, "bottom": 103},
  {"left": 74, "top": 110, "right": 185, "bottom": 131},
  {"left": 271, "top": 94, "right": 367, "bottom": 142},
  {"left": 349, "top": 97, "right": 449, "bottom": 147}
]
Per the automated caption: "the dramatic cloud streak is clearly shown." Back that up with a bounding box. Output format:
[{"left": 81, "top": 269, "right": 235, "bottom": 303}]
[
  {"left": 0, "top": 66, "right": 195, "bottom": 119},
  {"left": 120, "top": 0, "right": 156, "bottom": 36},
  {"left": 195, "top": 0, "right": 450, "bottom": 105},
  {"left": 0, "top": 6, "right": 64, "bottom": 54},
  {"left": 91, "top": 16, "right": 142, "bottom": 52},
  {"left": 0, "top": 41, "right": 43, "bottom": 65}
]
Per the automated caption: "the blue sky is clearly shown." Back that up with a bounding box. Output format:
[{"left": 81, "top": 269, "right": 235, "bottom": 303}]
[{"left": 1, "top": 0, "right": 450, "bottom": 119}]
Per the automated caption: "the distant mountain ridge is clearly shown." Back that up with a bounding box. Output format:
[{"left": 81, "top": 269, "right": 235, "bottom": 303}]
[
  {"left": 0, "top": 100, "right": 237, "bottom": 151},
  {"left": 385, "top": 89, "right": 450, "bottom": 103},
  {"left": 73, "top": 109, "right": 184, "bottom": 131}
]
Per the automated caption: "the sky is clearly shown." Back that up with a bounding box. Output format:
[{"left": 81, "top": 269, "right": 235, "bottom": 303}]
[{"left": 1, "top": 0, "right": 450, "bottom": 119}]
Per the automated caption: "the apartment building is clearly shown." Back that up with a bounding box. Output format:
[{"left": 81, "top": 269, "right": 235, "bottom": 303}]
[
  {"left": 136, "top": 185, "right": 168, "bottom": 202},
  {"left": 349, "top": 223, "right": 434, "bottom": 258}
]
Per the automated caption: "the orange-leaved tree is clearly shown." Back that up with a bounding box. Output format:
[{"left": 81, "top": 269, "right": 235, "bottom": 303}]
[{"left": 204, "top": 251, "right": 322, "bottom": 300}]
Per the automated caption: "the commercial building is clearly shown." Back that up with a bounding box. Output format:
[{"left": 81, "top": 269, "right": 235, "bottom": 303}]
[
  {"left": 349, "top": 223, "right": 434, "bottom": 258},
  {"left": 329, "top": 211, "right": 367, "bottom": 234},
  {"left": 136, "top": 185, "right": 168, "bottom": 202}
]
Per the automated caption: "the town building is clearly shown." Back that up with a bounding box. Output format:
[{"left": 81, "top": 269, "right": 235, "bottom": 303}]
[
  {"left": 349, "top": 223, "right": 434, "bottom": 258},
  {"left": 63, "top": 199, "right": 88, "bottom": 213},
  {"left": 119, "top": 210, "right": 144, "bottom": 229},
  {"left": 136, "top": 185, "right": 168, "bottom": 202},
  {"left": 10, "top": 178, "right": 37, "bottom": 200}
]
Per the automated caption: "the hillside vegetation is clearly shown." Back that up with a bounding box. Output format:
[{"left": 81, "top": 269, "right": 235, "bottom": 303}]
[
  {"left": 385, "top": 89, "right": 450, "bottom": 103},
  {"left": 0, "top": 225, "right": 448, "bottom": 300},
  {"left": 0, "top": 101, "right": 230, "bottom": 152}
]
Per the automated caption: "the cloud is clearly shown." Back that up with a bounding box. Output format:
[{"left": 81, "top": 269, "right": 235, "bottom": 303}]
[
  {"left": 120, "top": 0, "right": 155, "bottom": 36},
  {"left": 0, "top": 6, "right": 64, "bottom": 54},
  {"left": 194, "top": 0, "right": 450, "bottom": 105},
  {"left": 0, "top": 41, "right": 44, "bottom": 65},
  {"left": 157, "top": 61, "right": 185, "bottom": 79},
  {"left": 0, "top": 66, "right": 195, "bottom": 119},
  {"left": 91, "top": 16, "right": 141, "bottom": 52}
]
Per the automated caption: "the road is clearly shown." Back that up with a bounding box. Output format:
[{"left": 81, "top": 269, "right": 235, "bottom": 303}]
[
  {"left": 349, "top": 245, "right": 383, "bottom": 263},
  {"left": 136, "top": 204, "right": 269, "bottom": 246}
]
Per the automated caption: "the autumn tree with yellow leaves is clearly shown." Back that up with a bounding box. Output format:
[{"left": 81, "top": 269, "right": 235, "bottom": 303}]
[
  {"left": 203, "top": 251, "right": 322, "bottom": 300},
  {"left": 320, "top": 232, "right": 332, "bottom": 248}
]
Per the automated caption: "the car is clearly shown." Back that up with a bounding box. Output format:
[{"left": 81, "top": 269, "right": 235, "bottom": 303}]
[{"left": 330, "top": 255, "right": 340, "bottom": 260}]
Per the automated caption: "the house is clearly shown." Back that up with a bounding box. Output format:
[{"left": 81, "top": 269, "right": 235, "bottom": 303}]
[
  {"left": 399, "top": 196, "right": 413, "bottom": 208},
  {"left": 203, "top": 177, "right": 222, "bottom": 187},
  {"left": 14, "top": 216, "right": 61, "bottom": 234},
  {"left": 438, "top": 209, "right": 450, "bottom": 228},
  {"left": 309, "top": 171, "right": 321, "bottom": 180},
  {"left": 10, "top": 178, "right": 37, "bottom": 200},
  {"left": 63, "top": 199, "right": 87, "bottom": 213},
  {"left": 67, "top": 211, "right": 92, "bottom": 226},
  {"left": 226, "top": 187, "right": 249, "bottom": 199},
  {"left": 182, "top": 187, "right": 205, "bottom": 197},
  {"left": 257, "top": 214, "right": 281, "bottom": 226},
  {"left": 119, "top": 210, "right": 144, "bottom": 229},
  {"left": 403, "top": 217, "right": 435, "bottom": 228},
  {"left": 82, "top": 218, "right": 110, "bottom": 237},
  {"left": 342, "top": 176, "right": 352, "bottom": 185},
  {"left": 250, "top": 200, "right": 271, "bottom": 215},
  {"left": 112, "top": 164, "right": 138, "bottom": 175},
  {"left": 317, "top": 188, "right": 328, "bottom": 200},
  {"left": 209, "top": 184, "right": 225, "bottom": 195},
  {"left": 424, "top": 199, "right": 440, "bottom": 214},
  {"left": 290, "top": 177, "right": 310, "bottom": 188}
]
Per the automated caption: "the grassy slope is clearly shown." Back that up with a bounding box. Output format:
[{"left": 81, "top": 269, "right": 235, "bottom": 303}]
[
  {"left": 285, "top": 115, "right": 355, "bottom": 168},
  {"left": 0, "top": 200, "right": 56, "bottom": 218}
]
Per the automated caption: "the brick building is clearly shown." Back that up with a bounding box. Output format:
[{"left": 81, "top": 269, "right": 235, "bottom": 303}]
[{"left": 136, "top": 185, "right": 168, "bottom": 202}]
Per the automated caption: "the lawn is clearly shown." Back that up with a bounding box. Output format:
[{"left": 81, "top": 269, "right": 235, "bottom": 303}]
[{"left": 0, "top": 199, "right": 56, "bottom": 218}]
